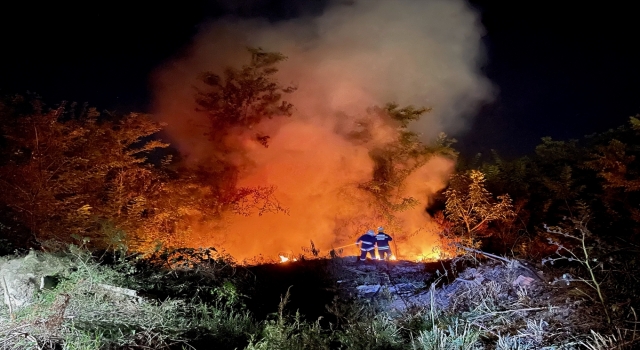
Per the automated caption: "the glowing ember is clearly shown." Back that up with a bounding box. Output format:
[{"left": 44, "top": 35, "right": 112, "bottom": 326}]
[
  {"left": 389, "top": 255, "right": 397, "bottom": 261},
  {"left": 413, "top": 251, "right": 443, "bottom": 262},
  {"left": 279, "top": 255, "right": 289, "bottom": 263}
]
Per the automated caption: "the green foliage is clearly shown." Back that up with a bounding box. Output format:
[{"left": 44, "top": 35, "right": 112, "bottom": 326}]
[
  {"left": 480, "top": 150, "right": 531, "bottom": 199},
  {"left": 99, "top": 220, "right": 128, "bottom": 254},
  {"left": 0, "top": 246, "right": 256, "bottom": 350},
  {"left": 246, "top": 312, "right": 333, "bottom": 350},
  {"left": 62, "top": 329, "right": 106, "bottom": 350},
  {"left": 629, "top": 115, "right": 640, "bottom": 131},
  {"left": 212, "top": 280, "right": 246, "bottom": 308},
  {"left": 361, "top": 105, "right": 455, "bottom": 204},
  {"left": 121, "top": 247, "right": 253, "bottom": 309},
  {"left": 458, "top": 117, "right": 640, "bottom": 337},
  {"left": 579, "top": 330, "right": 626, "bottom": 350},
  {"left": 426, "top": 132, "right": 459, "bottom": 160},
  {"left": 473, "top": 137, "right": 588, "bottom": 230},
  {"left": 196, "top": 47, "right": 295, "bottom": 146},
  {"left": 356, "top": 103, "right": 457, "bottom": 241},
  {"left": 337, "top": 313, "right": 404, "bottom": 350},
  {"left": 471, "top": 116, "right": 640, "bottom": 255},
  {"left": 414, "top": 318, "right": 479, "bottom": 350},
  {"left": 245, "top": 287, "right": 333, "bottom": 350},
  {"left": 384, "top": 102, "right": 431, "bottom": 128},
  {"left": 528, "top": 137, "right": 591, "bottom": 223}
]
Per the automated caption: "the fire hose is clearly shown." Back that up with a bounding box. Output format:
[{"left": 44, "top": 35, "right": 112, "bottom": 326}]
[
  {"left": 328, "top": 243, "right": 358, "bottom": 258},
  {"left": 332, "top": 243, "right": 358, "bottom": 250}
]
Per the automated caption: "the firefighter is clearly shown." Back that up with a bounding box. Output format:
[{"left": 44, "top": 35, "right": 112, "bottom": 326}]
[
  {"left": 356, "top": 229, "right": 377, "bottom": 262},
  {"left": 376, "top": 226, "right": 394, "bottom": 260}
]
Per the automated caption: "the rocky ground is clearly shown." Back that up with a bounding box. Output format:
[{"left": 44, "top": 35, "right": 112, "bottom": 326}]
[{"left": 329, "top": 256, "right": 631, "bottom": 348}]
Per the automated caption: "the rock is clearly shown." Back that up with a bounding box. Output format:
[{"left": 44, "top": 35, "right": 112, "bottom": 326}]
[
  {"left": 512, "top": 275, "right": 535, "bottom": 287},
  {"left": 1, "top": 270, "right": 37, "bottom": 309},
  {"left": 97, "top": 283, "right": 143, "bottom": 303},
  {"left": 387, "top": 283, "right": 418, "bottom": 295},
  {"left": 357, "top": 284, "right": 382, "bottom": 295},
  {"left": 0, "top": 250, "right": 70, "bottom": 310},
  {"left": 345, "top": 259, "right": 550, "bottom": 315}
]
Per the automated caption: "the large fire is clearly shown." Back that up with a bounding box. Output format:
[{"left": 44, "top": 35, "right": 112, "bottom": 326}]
[
  {"left": 150, "top": 107, "right": 455, "bottom": 262},
  {"left": 150, "top": 0, "right": 491, "bottom": 263}
]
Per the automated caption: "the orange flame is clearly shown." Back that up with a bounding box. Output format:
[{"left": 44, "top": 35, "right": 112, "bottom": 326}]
[
  {"left": 146, "top": 0, "right": 492, "bottom": 263},
  {"left": 414, "top": 251, "right": 444, "bottom": 263}
]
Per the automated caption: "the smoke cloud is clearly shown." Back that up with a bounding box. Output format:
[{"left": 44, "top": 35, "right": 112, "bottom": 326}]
[{"left": 151, "top": 0, "right": 492, "bottom": 261}]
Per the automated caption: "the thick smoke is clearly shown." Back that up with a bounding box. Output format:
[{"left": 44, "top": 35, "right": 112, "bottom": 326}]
[{"left": 152, "top": 0, "right": 492, "bottom": 261}]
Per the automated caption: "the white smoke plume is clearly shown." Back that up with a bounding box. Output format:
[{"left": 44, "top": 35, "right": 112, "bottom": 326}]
[{"left": 151, "top": 0, "right": 492, "bottom": 261}]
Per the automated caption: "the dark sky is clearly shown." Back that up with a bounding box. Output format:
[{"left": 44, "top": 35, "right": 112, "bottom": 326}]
[
  {"left": 1, "top": 0, "right": 639, "bottom": 157},
  {"left": 464, "top": 1, "right": 640, "bottom": 157}
]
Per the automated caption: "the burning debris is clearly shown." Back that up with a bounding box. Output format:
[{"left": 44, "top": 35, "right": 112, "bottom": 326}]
[{"left": 278, "top": 255, "right": 298, "bottom": 263}]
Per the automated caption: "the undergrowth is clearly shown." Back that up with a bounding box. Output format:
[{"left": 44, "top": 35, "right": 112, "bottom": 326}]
[{"left": 1, "top": 244, "right": 639, "bottom": 349}]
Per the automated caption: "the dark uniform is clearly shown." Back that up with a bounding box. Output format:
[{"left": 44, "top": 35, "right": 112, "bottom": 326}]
[
  {"left": 356, "top": 230, "right": 377, "bottom": 261},
  {"left": 376, "top": 228, "right": 393, "bottom": 260}
]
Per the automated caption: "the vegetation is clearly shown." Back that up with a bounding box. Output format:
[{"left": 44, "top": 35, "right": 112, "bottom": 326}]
[
  {"left": 4, "top": 245, "right": 636, "bottom": 349},
  {"left": 0, "top": 247, "right": 256, "bottom": 349},
  {"left": 444, "top": 169, "right": 515, "bottom": 245},
  {"left": 0, "top": 50, "right": 289, "bottom": 252},
  {"left": 196, "top": 47, "right": 296, "bottom": 147},
  {"left": 1, "top": 48, "right": 640, "bottom": 348},
  {"left": 356, "top": 103, "right": 459, "bottom": 247}
]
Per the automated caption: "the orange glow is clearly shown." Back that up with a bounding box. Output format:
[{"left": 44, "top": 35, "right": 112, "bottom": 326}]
[
  {"left": 415, "top": 255, "right": 435, "bottom": 263},
  {"left": 279, "top": 255, "right": 289, "bottom": 263},
  {"left": 147, "top": 13, "right": 470, "bottom": 263},
  {"left": 153, "top": 116, "right": 455, "bottom": 262},
  {"left": 143, "top": 0, "right": 496, "bottom": 263}
]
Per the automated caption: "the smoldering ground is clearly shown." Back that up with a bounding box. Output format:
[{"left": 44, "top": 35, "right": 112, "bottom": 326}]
[{"left": 151, "top": 0, "right": 493, "bottom": 261}]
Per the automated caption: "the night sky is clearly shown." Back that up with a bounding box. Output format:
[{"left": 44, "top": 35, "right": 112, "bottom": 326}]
[{"left": 2, "top": 0, "right": 639, "bottom": 157}]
